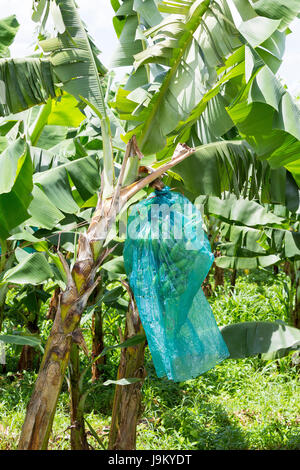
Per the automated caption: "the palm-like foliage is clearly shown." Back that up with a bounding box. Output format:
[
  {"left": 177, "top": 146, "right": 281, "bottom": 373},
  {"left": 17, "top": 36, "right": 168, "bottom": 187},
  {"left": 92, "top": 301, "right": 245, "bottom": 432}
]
[
  {"left": 199, "top": 191, "right": 300, "bottom": 271},
  {"left": 112, "top": 0, "right": 300, "bottom": 187},
  {"left": 0, "top": 0, "right": 115, "bottom": 196},
  {"left": 1, "top": 0, "right": 300, "bottom": 199},
  {"left": 171, "top": 139, "right": 289, "bottom": 203}
]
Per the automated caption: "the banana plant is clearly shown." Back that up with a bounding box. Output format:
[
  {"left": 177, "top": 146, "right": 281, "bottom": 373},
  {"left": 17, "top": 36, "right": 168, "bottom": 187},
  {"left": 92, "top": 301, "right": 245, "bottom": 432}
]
[
  {"left": 0, "top": 0, "right": 300, "bottom": 450},
  {"left": 3, "top": 285, "right": 51, "bottom": 371},
  {"left": 0, "top": 85, "right": 110, "bottom": 390},
  {"left": 112, "top": 0, "right": 300, "bottom": 188},
  {"left": 0, "top": 1, "right": 193, "bottom": 450},
  {"left": 198, "top": 182, "right": 300, "bottom": 325},
  {"left": 0, "top": 16, "right": 27, "bottom": 339},
  {"left": 0, "top": 102, "right": 104, "bottom": 335},
  {"left": 108, "top": 281, "right": 146, "bottom": 450}
]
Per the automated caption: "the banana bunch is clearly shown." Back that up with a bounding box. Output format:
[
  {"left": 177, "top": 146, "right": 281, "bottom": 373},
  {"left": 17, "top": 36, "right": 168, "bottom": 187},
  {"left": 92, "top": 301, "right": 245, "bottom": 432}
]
[{"left": 151, "top": 232, "right": 198, "bottom": 300}]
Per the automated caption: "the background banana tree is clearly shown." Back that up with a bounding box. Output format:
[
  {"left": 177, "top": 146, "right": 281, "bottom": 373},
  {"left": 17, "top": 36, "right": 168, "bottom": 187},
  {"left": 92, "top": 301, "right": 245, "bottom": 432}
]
[
  {"left": 198, "top": 190, "right": 300, "bottom": 322},
  {"left": 0, "top": 0, "right": 300, "bottom": 450}
]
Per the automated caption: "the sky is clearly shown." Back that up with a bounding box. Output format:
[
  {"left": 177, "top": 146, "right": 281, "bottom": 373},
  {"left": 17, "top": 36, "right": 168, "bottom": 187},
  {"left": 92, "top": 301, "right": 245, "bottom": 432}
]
[{"left": 1, "top": 0, "right": 300, "bottom": 95}]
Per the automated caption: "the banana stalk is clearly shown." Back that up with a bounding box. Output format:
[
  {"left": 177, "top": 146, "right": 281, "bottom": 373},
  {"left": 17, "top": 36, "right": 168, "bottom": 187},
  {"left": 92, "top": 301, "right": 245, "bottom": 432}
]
[
  {"left": 108, "top": 282, "right": 146, "bottom": 450},
  {"left": 291, "top": 261, "right": 300, "bottom": 329},
  {"left": 69, "top": 344, "right": 89, "bottom": 450}
]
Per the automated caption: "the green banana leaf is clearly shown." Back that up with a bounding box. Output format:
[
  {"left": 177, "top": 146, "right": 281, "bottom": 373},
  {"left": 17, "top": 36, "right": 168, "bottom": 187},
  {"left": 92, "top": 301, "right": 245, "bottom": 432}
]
[
  {"left": 198, "top": 194, "right": 284, "bottom": 227},
  {"left": 0, "top": 15, "right": 19, "bottom": 58},
  {"left": 27, "top": 185, "right": 65, "bottom": 230},
  {"left": 0, "top": 139, "right": 33, "bottom": 239},
  {"left": 0, "top": 58, "right": 56, "bottom": 116},
  {"left": 33, "top": 154, "right": 101, "bottom": 213},
  {"left": 0, "top": 333, "right": 42, "bottom": 348},
  {"left": 1, "top": 252, "right": 54, "bottom": 286},
  {"left": 220, "top": 321, "right": 300, "bottom": 359},
  {"left": 174, "top": 141, "right": 287, "bottom": 202}
]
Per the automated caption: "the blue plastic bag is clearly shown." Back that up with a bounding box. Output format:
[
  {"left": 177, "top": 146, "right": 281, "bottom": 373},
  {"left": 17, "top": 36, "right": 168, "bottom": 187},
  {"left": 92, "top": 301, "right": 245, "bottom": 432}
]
[{"left": 124, "top": 187, "right": 229, "bottom": 382}]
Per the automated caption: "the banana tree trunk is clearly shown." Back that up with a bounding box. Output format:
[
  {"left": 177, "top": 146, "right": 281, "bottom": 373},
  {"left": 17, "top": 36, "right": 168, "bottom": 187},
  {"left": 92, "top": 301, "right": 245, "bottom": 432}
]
[
  {"left": 46, "top": 287, "right": 60, "bottom": 321},
  {"left": 230, "top": 269, "right": 237, "bottom": 291},
  {"left": 0, "top": 303, "right": 4, "bottom": 334},
  {"left": 18, "top": 345, "right": 36, "bottom": 372},
  {"left": 213, "top": 252, "right": 224, "bottom": 288},
  {"left": 0, "top": 303, "right": 6, "bottom": 374},
  {"left": 69, "top": 344, "right": 89, "bottom": 450},
  {"left": 91, "top": 306, "right": 105, "bottom": 382},
  {"left": 18, "top": 318, "right": 40, "bottom": 372},
  {"left": 17, "top": 140, "right": 194, "bottom": 450},
  {"left": 18, "top": 226, "right": 106, "bottom": 449},
  {"left": 285, "top": 260, "right": 296, "bottom": 285},
  {"left": 291, "top": 262, "right": 300, "bottom": 329},
  {"left": 0, "top": 245, "right": 14, "bottom": 374},
  {"left": 0, "top": 241, "right": 13, "bottom": 332},
  {"left": 214, "top": 265, "right": 224, "bottom": 288},
  {"left": 18, "top": 313, "right": 75, "bottom": 449},
  {"left": 108, "top": 287, "right": 146, "bottom": 450},
  {"left": 202, "top": 274, "right": 213, "bottom": 297}
]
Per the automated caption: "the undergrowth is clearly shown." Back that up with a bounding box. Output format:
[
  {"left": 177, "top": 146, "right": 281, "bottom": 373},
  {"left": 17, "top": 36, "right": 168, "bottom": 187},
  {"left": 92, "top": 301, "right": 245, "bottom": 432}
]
[{"left": 0, "top": 269, "right": 299, "bottom": 450}]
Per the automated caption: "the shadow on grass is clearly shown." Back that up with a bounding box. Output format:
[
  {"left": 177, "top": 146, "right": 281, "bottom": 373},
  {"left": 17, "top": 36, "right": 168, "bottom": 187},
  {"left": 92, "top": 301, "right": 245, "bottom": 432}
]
[
  {"left": 162, "top": 402, "right": 248, "bottom": 450},
  {"left": 140, "top": 358, "right": 300, "bottom": 450},
  {"left": 140, "top": 360, "right": 248, "bottom": 450}
]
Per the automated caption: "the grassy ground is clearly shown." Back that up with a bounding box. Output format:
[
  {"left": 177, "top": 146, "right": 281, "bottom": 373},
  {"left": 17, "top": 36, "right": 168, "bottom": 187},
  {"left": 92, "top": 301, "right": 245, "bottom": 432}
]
[{"left": 0, "top": 269, "right": 299, "bottom": 450}]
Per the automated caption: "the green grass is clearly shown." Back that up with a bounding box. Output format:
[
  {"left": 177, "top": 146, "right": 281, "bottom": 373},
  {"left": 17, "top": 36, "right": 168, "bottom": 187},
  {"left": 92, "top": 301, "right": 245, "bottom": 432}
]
[{"left": 0, "top": 269, "right": 299, "bottom": 450}]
